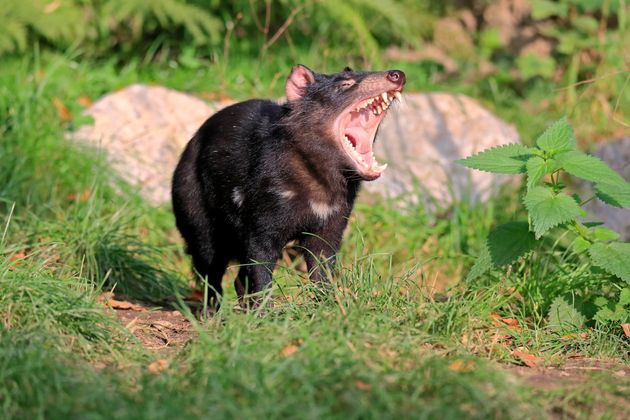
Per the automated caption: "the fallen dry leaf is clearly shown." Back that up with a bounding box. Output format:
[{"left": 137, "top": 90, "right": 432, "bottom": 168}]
[
  {"left": 280, "top": 338, "right": 304, "bottom": 358},
  {"left": 44, "top": 0, "right": 61, "bottom": 14},
  {"left": 501, "top": 318, "right": 519, "bottom": 327},
  {"left": 280, "top": 343, "right": 299, "bottom": 358},
  {"left": 355, "top": 380, "right": 372, "bottom": 391},
  {"left": 505, "top": 287, "right": 524, "bottom": 301},
  {"left": 108, "top": 299, "right": 145, "bottom": 311},
  {"left": 490, "top": 314, "right": 520, "bottom": 328},
  {"left": 52, "top": 97, "right": 72, "bottom": 122},
  {"left": 622, "top": 324, "right": 630, "bottom": 339},
  {"left": 77, "top": 94, "right": 93, "bottom": 107},
  {"left": 8, "top": 250, "right": 27, "bottom": 270},
  {"left": 148, "top": 359, "right": 169, "bottom": 374},
  {"left": 68, "top": 189, "right": 91, "bottom": 202},
  {"left": 511, "top": 349, "right": 542, "bottom": 368},
  {"left": 561, "top": 332, "right": 589, "bottom": 340},
  {"left": 9, "top": 250, "right": 26, "bottom": 262},
  {"left": 448, "top": 359, "right": 475, "bottom": 373}
]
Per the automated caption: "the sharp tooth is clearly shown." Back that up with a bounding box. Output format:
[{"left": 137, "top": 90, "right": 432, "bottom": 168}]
[
  {"left": 377, "top": 105, "right": 382, "bottom": 114},
  {"left": 394, "top": 91, "right": 402, "bottom": 101},
  {"left": 381, "top": 92, "right": 388, "bottom": 101},
  {"left": 373, "top": 163, "right": 387, "bottom": 172}
]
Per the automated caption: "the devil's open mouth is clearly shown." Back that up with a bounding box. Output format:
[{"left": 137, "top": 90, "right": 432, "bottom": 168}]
[{"left": 336, "top": 89, "right": 402, "bottom": 179}]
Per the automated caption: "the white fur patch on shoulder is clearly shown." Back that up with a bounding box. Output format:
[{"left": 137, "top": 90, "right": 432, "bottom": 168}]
[
  {"left": 309, "top": 200, "right": 339, "bottom": 220},
  {"left": 277, "top": 189, "right": 296, "bottom": 199},
  {"left": 232, "top": 188, "right": 244, "bottom": 207}
]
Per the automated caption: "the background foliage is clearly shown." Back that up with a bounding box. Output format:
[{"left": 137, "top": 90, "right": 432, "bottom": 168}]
[{"left": 1, "top": 0, "right": 627, "bottom": 139}]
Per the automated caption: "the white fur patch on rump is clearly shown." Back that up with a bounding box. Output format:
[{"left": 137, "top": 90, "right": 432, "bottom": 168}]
[{"left": 232, "top": 188, "right": 244, "bottom": 207}]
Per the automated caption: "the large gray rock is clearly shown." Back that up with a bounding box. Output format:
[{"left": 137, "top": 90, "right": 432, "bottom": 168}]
[
  {"left": 365, "top": 92, "right": 520, "bottom": 204},
  {"left": 71, "top": 84, "right": 228, "bottom": 204},
  {"left": 72, "top": 87, "right": 518, "bottom": 207},
  {"left": 586, "top": 137, "right": 630, "bottom": 240}
]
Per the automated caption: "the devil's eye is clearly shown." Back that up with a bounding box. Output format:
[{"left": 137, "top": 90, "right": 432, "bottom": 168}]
[{"left": 339, "top": 80, "right": 356, "bottom": 89}]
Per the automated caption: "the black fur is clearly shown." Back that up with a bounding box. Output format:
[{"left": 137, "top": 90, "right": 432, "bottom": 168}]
[{"left": 172, "top": 65, "right": 405, "bottom": 308}]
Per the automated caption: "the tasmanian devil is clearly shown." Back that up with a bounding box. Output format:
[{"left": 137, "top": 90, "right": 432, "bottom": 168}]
[{"left": 172, "top": 64, "right": 405, "bottom": 308}]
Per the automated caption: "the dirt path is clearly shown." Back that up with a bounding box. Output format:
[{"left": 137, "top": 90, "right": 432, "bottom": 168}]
[
  {"left": 108, "top": 298, "right": 630, "bottom": 417},
  {"left": 114, "top": 304, "right": 195, "bottom": 355}
]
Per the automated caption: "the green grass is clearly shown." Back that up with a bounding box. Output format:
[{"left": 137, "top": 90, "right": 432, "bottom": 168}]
[{"left": 1, "top": 51, "right": 628, "bottom": 418}]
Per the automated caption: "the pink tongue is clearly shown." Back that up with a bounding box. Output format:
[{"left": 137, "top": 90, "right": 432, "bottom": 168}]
[
  {"left": 361, "top": 151, "right": 374, "bottom": 166},
  {"left": 346, "top": 110, "right": 373, "bottom": 154},
  {"left": 346, "top": 127, "right": 371, "bottom": 154}
]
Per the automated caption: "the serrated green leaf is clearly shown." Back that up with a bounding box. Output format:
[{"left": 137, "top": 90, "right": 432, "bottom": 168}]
[
  {"left": 619, "top": 288, "right": 630, "bottom": 306},
  {"left": 594, "top": 296, "right": 608, "bottom": 307},
  {"left": 591, "top": 227, "right": 620, "bottom": 242},
  {"left": 535, "top": 117, "right": 576, "bottom": 153},
  {"left": 572, "top": 237, "right": 591, "bottom": 253},
  {"left": 487, "top": 221, "right": 537, "bottom": 266},
  {"left": 589, "top": 242, "right": 630, "bottom": 283},
  {"left": 595, "top": 180, "right": 630, "bottom": 208},
  {"left": 456, "top": 144, "right": 536, "bottom": 174},
  {"left": 594, "top": 306, "right": 616, "bottom": 323},
  {"left": 555, "top": 151, "right": 626, "bottom": 184},
  {"left": 523, "top": 187, "right": 582, "bottom": 239},
  {"left": 526, "top": 156, "right": 556, "bottom": 190},
  {"left": 466, "top": 244, "right": 492, "bottom": 281},
  {"left": 548, "top": 296, "right": 586, "bottom": 333}
]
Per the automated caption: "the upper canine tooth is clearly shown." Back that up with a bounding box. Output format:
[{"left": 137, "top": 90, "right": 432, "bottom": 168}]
[
  {"left": 394, "top": 91, "right": 402, "bottom": 101},
  {"left": 381, "top": 92, "right": 388, "bottom": 101}
]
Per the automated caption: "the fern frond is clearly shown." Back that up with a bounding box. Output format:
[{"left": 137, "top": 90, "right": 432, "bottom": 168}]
[{"left": 101, "top": 0, "right": 221, "bottom": 46}]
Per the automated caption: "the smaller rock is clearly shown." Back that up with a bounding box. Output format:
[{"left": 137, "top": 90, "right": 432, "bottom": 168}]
[
  {"left": 585, "top": 137, "right": 630, "bottom": 240},
  {"left": 71, "top": 84, "right": 229, "bottom": 204}
]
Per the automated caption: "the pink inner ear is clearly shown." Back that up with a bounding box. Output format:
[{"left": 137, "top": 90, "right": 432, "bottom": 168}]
[{"left": 285, "top": 65, "right": 315, "bottom": 101}]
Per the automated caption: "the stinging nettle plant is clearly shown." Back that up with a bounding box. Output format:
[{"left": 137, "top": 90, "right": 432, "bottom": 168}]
[{"left": 457, "top": 117, "right": 630, "bottom": 284}]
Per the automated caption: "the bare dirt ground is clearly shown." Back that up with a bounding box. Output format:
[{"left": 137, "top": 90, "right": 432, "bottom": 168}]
[
  {"left": 108, "top": 297, "right": 630, "bottom": 417},
  {"left": 113, "top": 304, "right": 195, "bottom": 355}
]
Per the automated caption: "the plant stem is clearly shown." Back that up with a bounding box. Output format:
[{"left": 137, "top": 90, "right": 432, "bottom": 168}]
[
  {"left": 580, "top": 195, "right": 596, "bottom": 206},
  {"left": 572, "top": 221, "right": 591, "bottom": 241}
]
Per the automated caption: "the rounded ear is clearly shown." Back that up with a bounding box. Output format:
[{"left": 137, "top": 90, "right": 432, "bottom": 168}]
[
  {"left": 343, "top": 66, "right": 353, "bottom": 72},
  {"left": 285, "top": 64, "right": 315, "bottom": 101}
]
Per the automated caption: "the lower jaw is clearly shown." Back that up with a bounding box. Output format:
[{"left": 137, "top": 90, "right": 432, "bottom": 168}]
[{"left": 347, "top": 160, "right": 383, "bottom": 180}]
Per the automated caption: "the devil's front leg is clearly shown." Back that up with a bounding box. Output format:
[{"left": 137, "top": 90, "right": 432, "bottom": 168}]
[{"left": 301, "top": 213, "right": 350, "bottom": 285}]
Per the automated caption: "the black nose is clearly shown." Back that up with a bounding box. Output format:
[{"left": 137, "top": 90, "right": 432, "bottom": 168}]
[{"left": 387, "top": 70, "right": 405, "bottom": 85}]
